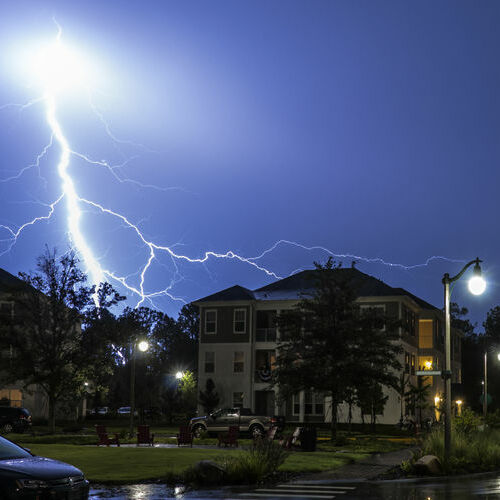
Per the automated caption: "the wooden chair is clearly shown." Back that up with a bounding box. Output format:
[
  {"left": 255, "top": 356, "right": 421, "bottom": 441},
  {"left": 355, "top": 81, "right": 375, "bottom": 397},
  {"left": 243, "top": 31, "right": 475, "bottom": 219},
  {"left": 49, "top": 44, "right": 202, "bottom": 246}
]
[
  {"left": 176, "top": 426, "right": 193, "bottom": 447},
  {"left": 280, "top": 427, "right": 301, "bottom": 450},
  {"left": 253, "top": 426, "right": 277, "bottom": 446},
  {"left": 95, "top": 425, "right": 120, "bottom": 447},
  {"left": 137, "top": 425, "right": 155, "bottom": 446},
  {"left": 217, "top": 425, "right": 239, "bottom": 448}
]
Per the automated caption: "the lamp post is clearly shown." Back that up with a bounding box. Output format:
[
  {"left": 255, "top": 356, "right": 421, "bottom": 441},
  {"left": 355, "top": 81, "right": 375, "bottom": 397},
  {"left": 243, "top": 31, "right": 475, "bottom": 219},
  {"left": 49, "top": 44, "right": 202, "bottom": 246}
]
[
  {"left": 129, "top": 340, "right": 149, "bottom": 437},
  {"left": 442, "top": 257, "right": 485, "bottom": 460}
]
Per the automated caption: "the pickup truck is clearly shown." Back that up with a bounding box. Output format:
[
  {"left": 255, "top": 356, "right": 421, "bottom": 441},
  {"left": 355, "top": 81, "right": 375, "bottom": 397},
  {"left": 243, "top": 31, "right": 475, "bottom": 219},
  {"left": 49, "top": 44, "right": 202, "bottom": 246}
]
[{"left": 189, "top": 407, "right": 284, "bottom": 437}]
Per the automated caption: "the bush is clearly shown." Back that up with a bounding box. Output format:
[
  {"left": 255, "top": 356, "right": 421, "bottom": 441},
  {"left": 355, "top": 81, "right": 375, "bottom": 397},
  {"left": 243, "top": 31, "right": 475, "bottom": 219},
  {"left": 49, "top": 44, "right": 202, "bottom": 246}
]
[
  {"left": 485, "top": 409, "right": 500, "bottom": 428},
  {"left": 454, "top": 408, "right": 482, "bottom": 435},
  {"left": 219, "top": 441, "right": 289, "bottom": 484},
  {"left": 422, "top": 426, "right": 500, "bottom": 474},
  {"left": 184, "top": 441, "right": 289, "bottom": 486}
]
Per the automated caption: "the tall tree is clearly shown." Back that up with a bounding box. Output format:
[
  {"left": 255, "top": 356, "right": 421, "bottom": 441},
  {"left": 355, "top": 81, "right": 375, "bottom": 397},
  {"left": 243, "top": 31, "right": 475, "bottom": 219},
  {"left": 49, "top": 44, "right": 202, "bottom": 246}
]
[
  {"left": 0, "top": 249, "right": 122, "bottom": 432},
  {"left": 272, "top": 259, "right": 401, "bottom": 439}
]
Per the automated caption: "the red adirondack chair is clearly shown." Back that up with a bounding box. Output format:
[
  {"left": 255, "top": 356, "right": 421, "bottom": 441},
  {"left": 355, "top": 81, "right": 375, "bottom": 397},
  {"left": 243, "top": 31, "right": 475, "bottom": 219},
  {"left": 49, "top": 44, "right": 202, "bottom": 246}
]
[
  {"left": 95, "top": 425, "right": 120, "bottom": 447},
  {"left": 137, "top": 425, "right": 154, "bottom": 446},
  {"left": 253, "top": 426, "right": 277, "bottom": 446},
  {"left": 217, "top": 425, "right": 239, "bottom": 448},
  {"left": 177, "top": 426, "right": 193, "bottom": 447}
]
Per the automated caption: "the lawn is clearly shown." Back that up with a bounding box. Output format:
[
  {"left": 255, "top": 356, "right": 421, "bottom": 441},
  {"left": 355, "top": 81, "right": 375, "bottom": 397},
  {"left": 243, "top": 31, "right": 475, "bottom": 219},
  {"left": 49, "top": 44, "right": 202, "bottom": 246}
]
[{"left": 25, "top": 444, "right": 370, "bottom": 483}]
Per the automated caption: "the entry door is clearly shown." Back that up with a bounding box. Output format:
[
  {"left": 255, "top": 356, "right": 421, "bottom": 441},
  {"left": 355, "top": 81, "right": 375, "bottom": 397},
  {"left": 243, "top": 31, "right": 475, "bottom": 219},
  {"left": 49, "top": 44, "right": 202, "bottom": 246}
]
[{"left": 255, "top": 391, "right": 274, "bottom": 415}]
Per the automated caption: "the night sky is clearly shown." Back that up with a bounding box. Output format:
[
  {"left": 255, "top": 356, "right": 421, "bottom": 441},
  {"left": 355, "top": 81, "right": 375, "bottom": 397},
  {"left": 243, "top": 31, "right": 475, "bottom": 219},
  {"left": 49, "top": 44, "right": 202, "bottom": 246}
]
[{"left": 0, "top": 1, "right": 498, "bottom": 327}]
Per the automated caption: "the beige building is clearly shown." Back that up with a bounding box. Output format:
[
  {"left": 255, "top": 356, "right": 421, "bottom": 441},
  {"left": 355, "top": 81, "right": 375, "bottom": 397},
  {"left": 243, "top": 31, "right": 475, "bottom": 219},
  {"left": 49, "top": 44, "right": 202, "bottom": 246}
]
[{"left": 194, "top": 267, "right": 463, "bottom": 424}]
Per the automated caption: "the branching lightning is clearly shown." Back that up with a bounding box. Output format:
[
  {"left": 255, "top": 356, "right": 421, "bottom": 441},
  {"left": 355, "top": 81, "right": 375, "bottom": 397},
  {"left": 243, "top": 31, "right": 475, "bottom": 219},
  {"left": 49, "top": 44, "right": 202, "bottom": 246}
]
[{"left": 0, "top": 22, "right": 467, "bottom": 308}]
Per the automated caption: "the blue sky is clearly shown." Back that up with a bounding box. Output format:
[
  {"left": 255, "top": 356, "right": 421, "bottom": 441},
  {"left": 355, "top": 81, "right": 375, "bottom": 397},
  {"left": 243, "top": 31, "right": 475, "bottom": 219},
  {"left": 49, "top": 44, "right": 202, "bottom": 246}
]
[{"left": 0, "top": 1, "right": 499, "bottom": 326}]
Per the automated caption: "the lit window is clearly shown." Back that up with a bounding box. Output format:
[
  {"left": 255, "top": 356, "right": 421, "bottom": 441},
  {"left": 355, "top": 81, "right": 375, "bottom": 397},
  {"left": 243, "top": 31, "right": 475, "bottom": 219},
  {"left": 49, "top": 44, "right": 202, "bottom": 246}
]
[
  {"left": 233, "top": 351, "right": 244, "bottom": 373},
  {"left": 204, "top": 352, "right": 215, "bottom": 373},
  {"left": 234, "top": 309, "right": 246, "bottom": 334},
  {"left": 419, "top": 320, "right": 433, "bottom": 348},
  {"left": 205, "top": 310, "right": 217, "bottom": 334}
]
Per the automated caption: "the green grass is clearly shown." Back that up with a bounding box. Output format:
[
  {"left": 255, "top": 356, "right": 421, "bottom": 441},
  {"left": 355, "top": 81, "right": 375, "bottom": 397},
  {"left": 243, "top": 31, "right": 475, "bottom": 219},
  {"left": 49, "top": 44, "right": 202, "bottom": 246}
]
[
  {"left": 279, "top": 451, "right": 368, "bottom": 472},
  {"left": 25, "top": 444, "right": 370, "bottom": 483}
]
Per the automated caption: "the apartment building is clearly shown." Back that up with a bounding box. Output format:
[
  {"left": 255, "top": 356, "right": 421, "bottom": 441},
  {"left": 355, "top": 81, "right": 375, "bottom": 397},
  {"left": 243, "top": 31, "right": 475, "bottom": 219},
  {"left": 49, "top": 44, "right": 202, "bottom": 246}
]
[
  {"left": 194, "top": 267, "right": 463, "bottom": 424},
  {"left": 0, "top": 268, "right": 48, "bottom": 416}
]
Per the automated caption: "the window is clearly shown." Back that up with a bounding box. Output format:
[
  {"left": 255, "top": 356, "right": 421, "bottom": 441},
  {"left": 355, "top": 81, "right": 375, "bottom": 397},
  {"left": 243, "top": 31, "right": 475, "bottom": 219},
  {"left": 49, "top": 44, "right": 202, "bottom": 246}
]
[
  {"left": 360, "top": 304, "right": 386, "bottom": 331},
  {"left": 292, "top": 394, "right": 300, "bottom": 415},
  {"left": 255, "top": 349, "right": 276, "bottom": 382},
  {"left": 0, "top": 302, "right": 13, "bottom": 320},
  {"left": 411, "top": 354, "right": 415, "bottom": 375},
  {"left": 204, "top": 352, "right": 215, "bottom": 373},
  {"left": 233, "top": 351, "right": 244, "bottom": 373},
  {"left": 233, "top": 309, "right": 246, "bottom": 334},
  {"left": 233, "top": 392, "right": 244, "bottom": 408},
  {"left": 205, "top": 310, "right": 217, "bottom": 334},
  {"left": 419, "top": 320, "right": 433, "bottom": 348},
  {"left": 305, "top": 392, "right": 324, "bottom": 415},
  {"left": 402, "top": 305, "right": 416, "bottom": 336}
]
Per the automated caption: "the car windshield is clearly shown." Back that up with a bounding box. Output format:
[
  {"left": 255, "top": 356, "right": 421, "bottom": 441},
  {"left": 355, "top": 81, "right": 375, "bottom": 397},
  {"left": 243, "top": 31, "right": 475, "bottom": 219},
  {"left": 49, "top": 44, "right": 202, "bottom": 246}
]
[{"left": 0, "top": 436, "right": 31, "bottom": 460}]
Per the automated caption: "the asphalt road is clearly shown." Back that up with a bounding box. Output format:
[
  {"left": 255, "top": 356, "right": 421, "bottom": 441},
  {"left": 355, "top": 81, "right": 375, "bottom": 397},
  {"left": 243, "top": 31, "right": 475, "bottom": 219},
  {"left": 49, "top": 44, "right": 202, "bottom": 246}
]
[{"left": 89, "top": 472, "right": 500, "bottom": 499}]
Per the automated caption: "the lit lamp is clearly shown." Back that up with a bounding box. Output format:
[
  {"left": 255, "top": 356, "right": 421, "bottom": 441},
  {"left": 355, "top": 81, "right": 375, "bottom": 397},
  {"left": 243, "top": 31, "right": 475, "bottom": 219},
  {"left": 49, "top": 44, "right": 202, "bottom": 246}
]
[
  {"left": 175, "top": 371, "right": 184, "bottom": 380},
  {"left": 425, "top": 361, "right": 433, "bottom": 370},
  {"left": 456, "top": 400, "right": 463, "bottom": 416},
  {"left": 442, "top": 258, "right": 485, "bottom": 461},
  {"left": 129, "top": 339, "right": 149, "bottom": 437}
]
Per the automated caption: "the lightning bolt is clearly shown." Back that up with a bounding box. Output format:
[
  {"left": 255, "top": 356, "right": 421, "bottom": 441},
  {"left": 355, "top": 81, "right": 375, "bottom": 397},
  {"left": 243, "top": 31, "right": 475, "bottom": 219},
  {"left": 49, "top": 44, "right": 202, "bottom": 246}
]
[{"left": 0, "top": 22, "right": 467, "bottom": 309}]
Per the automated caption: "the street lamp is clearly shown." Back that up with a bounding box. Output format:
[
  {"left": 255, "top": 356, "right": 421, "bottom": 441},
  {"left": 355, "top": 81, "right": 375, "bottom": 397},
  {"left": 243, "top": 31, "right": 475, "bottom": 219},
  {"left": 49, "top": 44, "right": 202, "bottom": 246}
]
[
  {"left": 443, "top": 257, "right": 485, "bottom": 461},
  {"left": 129, "top": 339, "right": 149, "bottom": 437},
  {"left": 175, "top": 371, "right": 184, "bottom": 380},
  {"left": 456, "top": 400, "right": 463, "bottom": 416}
]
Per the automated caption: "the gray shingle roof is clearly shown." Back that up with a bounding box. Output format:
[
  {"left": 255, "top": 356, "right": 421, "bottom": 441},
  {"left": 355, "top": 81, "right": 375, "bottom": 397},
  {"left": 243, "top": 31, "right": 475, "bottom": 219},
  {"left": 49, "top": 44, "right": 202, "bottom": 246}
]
[{"left": 194, "top": 267, "right": 438, "bottom": 309}]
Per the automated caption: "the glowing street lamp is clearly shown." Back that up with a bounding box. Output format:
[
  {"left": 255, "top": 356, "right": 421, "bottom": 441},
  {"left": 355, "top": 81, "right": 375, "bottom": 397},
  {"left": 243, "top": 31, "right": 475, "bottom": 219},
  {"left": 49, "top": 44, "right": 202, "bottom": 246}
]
[
  {"left": 443, "top": 258, "right": 485, "bottom": 460},
  {"left": 129, "top": 339, "right": 149, "bottom": 437},
  {"left": 456, "top": 400, "right": 463, "bottom": 416},
  {"left": 175, "top": 371, "right": 184, "bottom": 380}
]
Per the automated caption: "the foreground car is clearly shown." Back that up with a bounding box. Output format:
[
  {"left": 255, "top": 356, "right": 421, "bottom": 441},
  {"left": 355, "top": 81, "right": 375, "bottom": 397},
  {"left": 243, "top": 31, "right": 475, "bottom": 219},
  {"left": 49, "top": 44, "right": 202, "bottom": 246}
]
[{"left": 0, "top": 435, "right": 89, "bottom": 499}]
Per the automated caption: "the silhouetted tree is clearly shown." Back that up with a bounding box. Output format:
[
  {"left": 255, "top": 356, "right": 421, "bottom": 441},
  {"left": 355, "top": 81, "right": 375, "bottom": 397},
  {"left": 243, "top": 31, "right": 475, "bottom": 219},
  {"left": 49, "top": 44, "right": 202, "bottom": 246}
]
[
  {"left": 272, "top": 258, "right": 401, "bottom": 439},
  {"left": 199, "top": 378, "right": 220, "bottom": 414}
]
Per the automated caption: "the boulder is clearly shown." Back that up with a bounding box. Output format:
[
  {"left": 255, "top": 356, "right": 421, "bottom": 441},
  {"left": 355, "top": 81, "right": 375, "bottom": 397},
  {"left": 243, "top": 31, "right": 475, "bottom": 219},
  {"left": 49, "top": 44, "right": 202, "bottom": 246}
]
[
  {"left": 192, "top": 460, "right": 226, "bottom": 484},
  {"left": 414, "top": 455, "right": 442, "bottom": 475}
]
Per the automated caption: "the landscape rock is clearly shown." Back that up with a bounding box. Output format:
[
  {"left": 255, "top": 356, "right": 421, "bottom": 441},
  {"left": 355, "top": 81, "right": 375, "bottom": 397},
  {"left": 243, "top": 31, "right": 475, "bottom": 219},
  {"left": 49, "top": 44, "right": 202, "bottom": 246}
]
[
  {"left": 191, "top": 460, "right": 226, "bottom": 484},
  {"left": 414, "top": 455, "right": 442, "bottom": 475}
]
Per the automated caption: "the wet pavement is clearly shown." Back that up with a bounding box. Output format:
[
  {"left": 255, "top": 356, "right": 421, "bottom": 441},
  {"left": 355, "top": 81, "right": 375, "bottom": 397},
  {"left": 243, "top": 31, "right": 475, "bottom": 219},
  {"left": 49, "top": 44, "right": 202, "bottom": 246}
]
[{"left": 89, "top": 472, "right": 500, "bottom": 499}]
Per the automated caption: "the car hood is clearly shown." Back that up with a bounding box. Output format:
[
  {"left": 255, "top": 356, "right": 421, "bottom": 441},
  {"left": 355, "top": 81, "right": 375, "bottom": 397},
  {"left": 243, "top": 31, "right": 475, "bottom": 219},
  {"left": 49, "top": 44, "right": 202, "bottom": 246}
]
[{"left": 0, "top": 456, "right": 83, "bottom": 480}]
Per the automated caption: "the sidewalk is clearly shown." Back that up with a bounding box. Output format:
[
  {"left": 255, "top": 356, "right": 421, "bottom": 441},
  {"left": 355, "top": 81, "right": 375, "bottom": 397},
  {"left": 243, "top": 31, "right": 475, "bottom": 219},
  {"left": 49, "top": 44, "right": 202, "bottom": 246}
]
[{"left": 292, "top": 446, "right": 419, "bottom": 482}]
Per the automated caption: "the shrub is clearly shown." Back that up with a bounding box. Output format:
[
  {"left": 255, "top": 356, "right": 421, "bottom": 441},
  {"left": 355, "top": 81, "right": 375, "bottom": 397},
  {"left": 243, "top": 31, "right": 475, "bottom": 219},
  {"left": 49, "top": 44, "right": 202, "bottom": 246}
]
[
  {"left": 422, "top": 427, "right": 500, "bottom": 474},
  {"left": 219, "top": 440, "right": 289, "bottom": 484},
  {"left": 454, "top": 408, "right": 481, "bottom": 435}
]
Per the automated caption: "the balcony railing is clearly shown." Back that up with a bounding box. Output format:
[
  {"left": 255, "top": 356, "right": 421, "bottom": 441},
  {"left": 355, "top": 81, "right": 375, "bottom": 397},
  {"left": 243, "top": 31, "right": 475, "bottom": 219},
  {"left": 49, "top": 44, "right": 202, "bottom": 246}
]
[{"left": 256, "top": 328, "right": 277, "bottom": 342}]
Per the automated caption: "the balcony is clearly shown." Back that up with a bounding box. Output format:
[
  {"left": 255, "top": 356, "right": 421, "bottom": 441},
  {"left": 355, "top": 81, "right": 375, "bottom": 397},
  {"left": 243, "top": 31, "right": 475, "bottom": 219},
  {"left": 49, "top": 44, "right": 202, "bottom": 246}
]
[{"left": 256, "top": 328, "right": 277, "bottom": 342}]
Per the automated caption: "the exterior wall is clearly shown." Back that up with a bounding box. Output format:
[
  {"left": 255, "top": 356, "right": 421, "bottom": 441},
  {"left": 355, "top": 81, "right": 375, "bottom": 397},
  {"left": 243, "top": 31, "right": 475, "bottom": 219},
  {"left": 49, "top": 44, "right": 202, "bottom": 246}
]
[{"left": 196, "top": 294, "right": 463, "bottom": 425}]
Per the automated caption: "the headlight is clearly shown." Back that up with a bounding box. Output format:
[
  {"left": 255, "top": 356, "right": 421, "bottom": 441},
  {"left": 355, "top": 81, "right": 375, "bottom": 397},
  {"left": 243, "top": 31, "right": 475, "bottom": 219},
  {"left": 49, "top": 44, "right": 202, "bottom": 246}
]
[{"left": 16, "top": 478, "right": 49, "bottom": 489}]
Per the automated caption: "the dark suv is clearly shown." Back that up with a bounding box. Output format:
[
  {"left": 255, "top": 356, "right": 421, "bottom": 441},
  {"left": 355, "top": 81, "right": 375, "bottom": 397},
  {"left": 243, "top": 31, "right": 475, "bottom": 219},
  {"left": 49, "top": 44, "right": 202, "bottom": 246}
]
[{"left": 0, "top": 407, "right": 32, "bottom": 434}]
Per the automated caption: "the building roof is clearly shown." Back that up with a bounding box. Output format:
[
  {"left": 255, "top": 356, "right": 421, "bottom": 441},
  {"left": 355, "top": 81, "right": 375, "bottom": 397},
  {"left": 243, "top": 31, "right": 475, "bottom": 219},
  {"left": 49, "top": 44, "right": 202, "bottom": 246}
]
[
  {"left": 196, "top": 285, "right": 255, "bottom": 303},
  {"left": 195, "top": 267, "right": 438, "bottom": 309},
  {"left": 0, "top": 268, "right": 26, "bottom": 291}
]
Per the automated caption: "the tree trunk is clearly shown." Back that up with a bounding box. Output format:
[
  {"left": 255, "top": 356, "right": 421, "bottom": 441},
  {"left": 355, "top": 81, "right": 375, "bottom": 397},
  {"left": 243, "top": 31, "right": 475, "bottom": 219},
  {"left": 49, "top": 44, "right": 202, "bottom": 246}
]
[
  {"left": 347, "top": 401, "right": 352, "bottom": 434},
  {"left": 48, "top": 394, "right": 56, "bottom": 434},
  {"left": 330, "top": 393, "right": 338, "bottom": 440}
]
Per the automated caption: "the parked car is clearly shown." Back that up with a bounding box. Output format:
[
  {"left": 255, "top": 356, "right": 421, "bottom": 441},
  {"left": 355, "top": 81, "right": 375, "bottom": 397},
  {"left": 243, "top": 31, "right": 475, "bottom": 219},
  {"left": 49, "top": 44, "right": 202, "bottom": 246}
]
[
  {"left": 189, "top": 407, "right": 285, "bottom": 437},
  {"left": 0, "top": 407, "right": 32, "bottom": 434},
  {"left": 0, "top": 434, "right": 89, "bottom": 499},
  {"left": 117, "top": 407, "right": 137, "bottom": 416}
]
